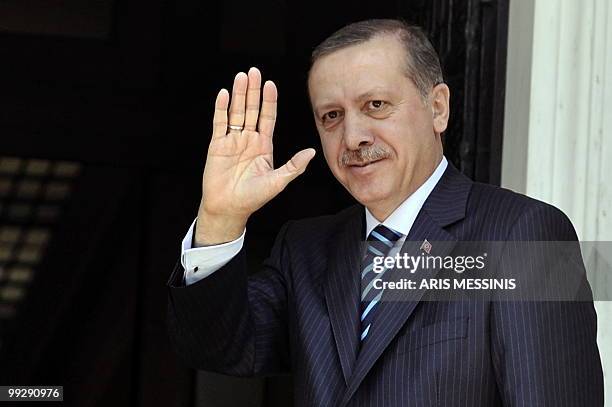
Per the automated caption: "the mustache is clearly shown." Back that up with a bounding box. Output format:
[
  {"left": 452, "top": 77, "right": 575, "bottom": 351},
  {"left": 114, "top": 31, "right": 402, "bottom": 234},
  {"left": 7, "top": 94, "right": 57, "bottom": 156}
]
[{"left": 340, "top": 145, "right": 391, "bottom": 166}]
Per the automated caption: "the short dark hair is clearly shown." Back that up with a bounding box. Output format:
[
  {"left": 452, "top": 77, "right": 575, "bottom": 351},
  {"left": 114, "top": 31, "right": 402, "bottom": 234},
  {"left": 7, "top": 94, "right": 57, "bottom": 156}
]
[{"left": 310, "top": 19, "right": 444, "bottom": 99}]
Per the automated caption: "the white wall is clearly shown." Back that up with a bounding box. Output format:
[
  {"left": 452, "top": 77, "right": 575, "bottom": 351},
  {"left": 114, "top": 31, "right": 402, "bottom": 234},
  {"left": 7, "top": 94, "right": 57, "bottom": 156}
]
[{"left": 503, "top": 0, "right": 612, "bottom": 403}]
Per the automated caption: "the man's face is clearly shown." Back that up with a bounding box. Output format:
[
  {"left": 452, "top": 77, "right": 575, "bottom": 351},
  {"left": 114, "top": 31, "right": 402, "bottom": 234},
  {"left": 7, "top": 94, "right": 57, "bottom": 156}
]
[{"left": 308, "top": 34, "right": 449, "bottom": 220}]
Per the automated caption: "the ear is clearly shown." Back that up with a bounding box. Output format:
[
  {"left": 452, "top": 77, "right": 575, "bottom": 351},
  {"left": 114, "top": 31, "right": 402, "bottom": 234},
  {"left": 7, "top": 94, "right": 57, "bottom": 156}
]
[{"left": 430, "top": 83, "right": 450, "bottom": 134}]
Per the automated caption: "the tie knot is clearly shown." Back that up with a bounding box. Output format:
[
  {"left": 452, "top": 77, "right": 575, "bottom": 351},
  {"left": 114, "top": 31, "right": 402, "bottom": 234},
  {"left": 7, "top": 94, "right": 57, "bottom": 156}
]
[{"left": 368, "top": 224, "right": 402, "bottom": 243}]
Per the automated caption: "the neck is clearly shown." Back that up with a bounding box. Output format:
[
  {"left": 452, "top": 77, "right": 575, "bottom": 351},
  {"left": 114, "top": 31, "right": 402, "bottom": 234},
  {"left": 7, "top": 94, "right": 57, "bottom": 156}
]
[{"left": 368, "top": 202, "right": 400, "bottom": 223}]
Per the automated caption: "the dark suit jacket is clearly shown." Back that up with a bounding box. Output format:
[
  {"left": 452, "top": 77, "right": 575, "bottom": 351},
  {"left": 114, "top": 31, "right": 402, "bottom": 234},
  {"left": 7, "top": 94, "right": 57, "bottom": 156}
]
[{"left": 167, "top": 163, "right": 603, "bottom": 406}]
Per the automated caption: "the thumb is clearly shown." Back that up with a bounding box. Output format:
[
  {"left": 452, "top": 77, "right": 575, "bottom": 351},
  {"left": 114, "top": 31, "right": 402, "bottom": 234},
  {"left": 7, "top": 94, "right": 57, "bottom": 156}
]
[{"left": 272, "top": 148, "right": 316, "bottom": 190}]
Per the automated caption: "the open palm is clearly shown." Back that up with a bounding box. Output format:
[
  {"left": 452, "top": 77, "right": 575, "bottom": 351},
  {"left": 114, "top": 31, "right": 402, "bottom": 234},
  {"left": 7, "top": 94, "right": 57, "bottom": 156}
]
[{"left": 198, "top": 68, "right": 315, "bottom": 242}]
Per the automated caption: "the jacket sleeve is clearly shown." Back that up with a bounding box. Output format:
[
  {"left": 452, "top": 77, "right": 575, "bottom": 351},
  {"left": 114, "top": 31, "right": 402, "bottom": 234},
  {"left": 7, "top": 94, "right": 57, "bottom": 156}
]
[
  {"left": 490, "top": 204, "right": 604, "bottom": 406},
  {"left": 166, "top": 222, "right": 292, "bottom": 377}
]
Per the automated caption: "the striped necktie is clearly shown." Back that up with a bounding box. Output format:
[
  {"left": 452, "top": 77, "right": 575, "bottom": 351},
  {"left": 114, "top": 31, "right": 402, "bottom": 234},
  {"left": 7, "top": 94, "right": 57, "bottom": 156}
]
[{"left": 360, "top": 224, "right": 402, "bottom": 342}]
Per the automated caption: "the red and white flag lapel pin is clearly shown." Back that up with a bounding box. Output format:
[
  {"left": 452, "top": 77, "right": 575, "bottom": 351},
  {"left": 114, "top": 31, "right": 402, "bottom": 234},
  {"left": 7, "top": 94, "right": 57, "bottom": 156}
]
[{"left": 420, "top": 239, "right": 432, "bottom": 254}]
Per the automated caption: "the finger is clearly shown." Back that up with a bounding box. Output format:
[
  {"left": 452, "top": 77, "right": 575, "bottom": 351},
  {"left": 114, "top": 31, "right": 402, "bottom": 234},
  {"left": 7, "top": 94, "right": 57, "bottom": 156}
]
[
  {"left": 244, "top": 67, "right": 262, "bottom": 131},
  {"left": 272, "top": 148, "right": 316, "bottom": 191},
  {"left": 258, "top": 80, "right": 278, "bottom": 138},
  {"left": 212, "top": 89, "right": 230, "bottom": 139},
  {"left": 228, "top": 72, "right": 248, "bottom": 131}
]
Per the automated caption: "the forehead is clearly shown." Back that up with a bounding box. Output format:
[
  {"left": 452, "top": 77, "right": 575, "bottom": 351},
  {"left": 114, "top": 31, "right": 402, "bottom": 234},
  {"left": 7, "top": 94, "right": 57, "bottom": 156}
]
[{"left": 308, "top": 35, "right": 410, "bottom": 104}]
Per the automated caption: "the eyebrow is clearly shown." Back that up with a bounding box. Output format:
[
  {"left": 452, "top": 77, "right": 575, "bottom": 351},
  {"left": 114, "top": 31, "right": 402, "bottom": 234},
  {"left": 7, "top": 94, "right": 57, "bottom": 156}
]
[
  {"left": 315, "top": 101, "right": 335, "bottom": 111},
  {"left": 313, "top": 88, "right": 392, "bottom": 115},
  {"left": 313, "top": 102, "right": 338, "bottom": 116},
  {"left": 356, "top": 88, "right": 390, "bottom": 101}
]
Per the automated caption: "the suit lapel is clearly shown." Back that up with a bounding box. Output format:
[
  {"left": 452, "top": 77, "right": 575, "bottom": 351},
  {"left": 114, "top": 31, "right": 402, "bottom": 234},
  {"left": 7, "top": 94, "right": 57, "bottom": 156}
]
[
  {"left": 324, "top": 206, "right": 363, "bottom": 385},
  {"left": 341, "top": 163, "right": 473, "bottom": 405}
]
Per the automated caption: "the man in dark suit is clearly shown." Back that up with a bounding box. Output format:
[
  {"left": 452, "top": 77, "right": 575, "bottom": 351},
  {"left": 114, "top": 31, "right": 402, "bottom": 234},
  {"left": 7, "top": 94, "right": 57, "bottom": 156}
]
[{"left": 167, "top": 19, "right": 603, "bottom": 406}]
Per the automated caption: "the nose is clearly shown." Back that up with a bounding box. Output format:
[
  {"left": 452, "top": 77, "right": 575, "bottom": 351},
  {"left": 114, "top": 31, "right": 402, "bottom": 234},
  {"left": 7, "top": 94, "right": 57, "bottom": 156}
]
[{"left": 342, "top": 112, "right": 374, "bottom": 150}]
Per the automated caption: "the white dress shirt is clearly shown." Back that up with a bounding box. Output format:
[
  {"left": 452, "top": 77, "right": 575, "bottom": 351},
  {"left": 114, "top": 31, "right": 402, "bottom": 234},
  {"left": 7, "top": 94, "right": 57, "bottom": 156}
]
[{"left": 182, "top": 156, "right": 448, "bottom": 285}]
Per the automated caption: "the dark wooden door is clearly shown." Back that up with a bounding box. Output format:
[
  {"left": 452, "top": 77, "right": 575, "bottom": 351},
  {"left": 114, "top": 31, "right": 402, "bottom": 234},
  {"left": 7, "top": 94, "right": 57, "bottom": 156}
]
[{"left": 0, "top": 0, "right": 508, "bottom": 406}]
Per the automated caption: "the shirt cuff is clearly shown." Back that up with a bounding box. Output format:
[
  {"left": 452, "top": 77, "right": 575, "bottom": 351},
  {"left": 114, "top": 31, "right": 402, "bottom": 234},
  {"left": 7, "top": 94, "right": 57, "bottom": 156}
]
[{"left": 180, "top": 217, "right": 246, "bottom": 285}]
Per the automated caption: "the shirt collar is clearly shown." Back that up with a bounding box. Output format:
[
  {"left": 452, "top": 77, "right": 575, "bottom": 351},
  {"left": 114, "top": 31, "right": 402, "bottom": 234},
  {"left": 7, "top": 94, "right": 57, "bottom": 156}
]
[{"left": 365, "top": 156, "right": 448, "bottom": 238}]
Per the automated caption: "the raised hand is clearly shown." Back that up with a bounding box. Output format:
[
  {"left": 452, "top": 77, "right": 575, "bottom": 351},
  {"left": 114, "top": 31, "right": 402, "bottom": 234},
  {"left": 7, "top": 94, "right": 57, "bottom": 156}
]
[{"left": 195, "top": 67, "right": 316, "bottom": 245}]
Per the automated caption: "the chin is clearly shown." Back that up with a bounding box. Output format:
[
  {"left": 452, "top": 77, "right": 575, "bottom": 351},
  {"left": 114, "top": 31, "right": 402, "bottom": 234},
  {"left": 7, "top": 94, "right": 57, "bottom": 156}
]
[{"left": 348, "top": 185, "right": 391, "bottom": 208}]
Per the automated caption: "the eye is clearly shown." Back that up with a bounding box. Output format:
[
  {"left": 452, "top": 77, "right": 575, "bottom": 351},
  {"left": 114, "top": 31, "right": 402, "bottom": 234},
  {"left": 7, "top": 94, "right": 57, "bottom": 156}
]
[
  {"left": 322, "top": 110, "right": 342, "bottom": 123},
  {"left": 367, "top": 100, "right": 386, "bottom": 110}
]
